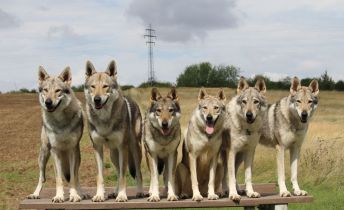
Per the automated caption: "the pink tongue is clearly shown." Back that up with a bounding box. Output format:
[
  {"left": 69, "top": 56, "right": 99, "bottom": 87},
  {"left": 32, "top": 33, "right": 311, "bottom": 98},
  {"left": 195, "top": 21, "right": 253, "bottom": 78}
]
[{"left": 205, "top": 126, "right": 214, "bottom": 135}]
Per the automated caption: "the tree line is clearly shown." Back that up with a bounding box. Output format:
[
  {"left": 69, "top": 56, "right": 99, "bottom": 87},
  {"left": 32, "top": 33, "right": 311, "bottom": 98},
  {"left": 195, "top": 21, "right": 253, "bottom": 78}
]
[{"left": 176, "top": 62, "right": 344, "bottom": 91}]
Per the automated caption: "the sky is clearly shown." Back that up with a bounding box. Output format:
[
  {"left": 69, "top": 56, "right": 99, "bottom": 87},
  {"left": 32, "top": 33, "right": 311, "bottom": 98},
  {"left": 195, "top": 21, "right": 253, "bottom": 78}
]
[{"left": 0, "top": 0, "right": 343, "bottom": 92}]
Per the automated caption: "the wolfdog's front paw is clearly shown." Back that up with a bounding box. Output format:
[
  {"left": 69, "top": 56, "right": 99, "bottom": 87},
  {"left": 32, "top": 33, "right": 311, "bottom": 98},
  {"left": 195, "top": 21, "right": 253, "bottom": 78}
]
[
  {"left": 179, "top": 192, "right": 189, "bottom": 199},
  {"left": 192, "top": 193, "right": 203, "bottom": 202},
  {"left": 167, "top": 194, "right": 178, "bottom": 201},
  {"left": 52, "top": 195, "right": 65, "bottom": 203},
  {"left": 115, "top": 193, "right": 128, "bottom": 202},
  {"left": 92, "top": 194, "right": 105, "bottom": 202},
  {"left": 246, "top": 191, "right": 261, "bottom": 198},
  {"left": 69, "top": 193, "right": 82, "bottom": 202},
  {"left": 147, "top": 194, "right": 160, "bottom": 202},
  {"left": 280, "top": 190, "right": 291, "bottom": 197},
  {"left": 293, "top": 190, "right": 308, "bottom": 196},
  {"left": 136, "top": 192, "right": 145, "bottom": 198},
  {"left": 229, "top": 193, "right": 241, "bottom": 202},
  {"left": 27, "top": 194, "right": 40, "bottom": 199},
  {"left": 207, "top": 193, "right": 219, "bottom": 200}
]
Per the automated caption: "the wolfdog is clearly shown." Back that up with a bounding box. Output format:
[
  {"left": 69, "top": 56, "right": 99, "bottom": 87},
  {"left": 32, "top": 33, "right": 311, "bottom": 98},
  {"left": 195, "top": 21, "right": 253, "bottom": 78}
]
[
  {"left": 223, "top": 77, "right": 267, "bottom": 201},
  {"left": 27, "top": 66, "right": 84, "bottom": 203},
  {"left": 143, "top": 87, "right": 181, "bottom": 202},
  {"left": 84, "top": 60, "right": 143, "bottom": 202},
  {"left": 260, "top": 77, "right": 319, "bottom": 197},
  {"left": 176, "top": 88, "right": 226, "bottom": 201}
]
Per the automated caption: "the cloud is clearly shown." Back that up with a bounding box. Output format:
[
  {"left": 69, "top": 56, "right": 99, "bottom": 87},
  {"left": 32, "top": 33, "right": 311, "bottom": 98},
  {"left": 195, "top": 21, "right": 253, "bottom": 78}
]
[
  {"left": 127, "top": 0, "right": 240, "bottom": 42},
  {"left": 47, "top": 25, "right": 79, "bottom": 39},
  {"left": 0, "top": 9, "right": 20, "bottom": 29}
]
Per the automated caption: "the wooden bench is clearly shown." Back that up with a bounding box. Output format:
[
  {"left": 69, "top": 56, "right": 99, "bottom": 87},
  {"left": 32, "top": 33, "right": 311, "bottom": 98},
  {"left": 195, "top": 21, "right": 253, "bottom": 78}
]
[{"left": 19, "top": 184, "right": 313, "bottom": 210}]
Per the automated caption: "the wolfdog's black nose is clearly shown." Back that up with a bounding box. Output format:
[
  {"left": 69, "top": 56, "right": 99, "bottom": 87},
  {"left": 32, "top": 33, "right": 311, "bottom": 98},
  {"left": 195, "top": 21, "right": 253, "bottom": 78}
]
[
  {"left": 206, "top": 114, "right": 213, "bottom": 121},
  {"left": 94, "top": 96, "right": 101, "bottom": 104},
  {"left": 246, "top": 111, "right": 253, "bottom": 119},
  {"left": 45, "top": 99, "right": 53, "bottom": 107},
  {"left": 301, "top": 111, "right": 308, "bottom": 118},
  {"left": 162, "top": 121, "right": 168, "bottom": 129}
]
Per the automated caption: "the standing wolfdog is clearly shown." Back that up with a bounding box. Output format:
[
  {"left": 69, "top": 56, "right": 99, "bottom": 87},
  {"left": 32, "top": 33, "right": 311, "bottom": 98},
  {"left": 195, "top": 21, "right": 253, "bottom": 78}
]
[
  {"left": 260, "top": 77, "right": 319, "bottom": 197},
  {"left": 27, "top": 66, "right": 84, "bottom": 203},
  {"left": 143, "top": 87, "right": 181, "bottom": 202},
  {"left": 176, "top": 88, "right": 226, "bottom": 201},
  {"left": 223, "top": 77, "right": 267, "bottom": 201},
  {"left": 84, "top": 60, "right": 143, "bottom": 202}
]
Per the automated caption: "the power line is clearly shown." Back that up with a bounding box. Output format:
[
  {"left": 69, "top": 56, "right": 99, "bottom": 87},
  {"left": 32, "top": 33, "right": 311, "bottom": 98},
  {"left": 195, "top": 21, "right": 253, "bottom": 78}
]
[{"left": 144, "top": 24, "right": 156, "bottom": 85}]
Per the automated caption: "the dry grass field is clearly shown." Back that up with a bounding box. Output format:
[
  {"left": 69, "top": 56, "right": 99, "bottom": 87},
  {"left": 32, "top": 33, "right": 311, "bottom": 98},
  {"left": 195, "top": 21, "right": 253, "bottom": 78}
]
[{"left": 0, "top": 88, "right": 343, "bottom": 210}]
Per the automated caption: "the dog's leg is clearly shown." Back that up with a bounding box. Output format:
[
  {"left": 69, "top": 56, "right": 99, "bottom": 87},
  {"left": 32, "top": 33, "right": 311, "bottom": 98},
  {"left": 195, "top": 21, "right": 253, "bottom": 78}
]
[
  {"left": 115, "top": 145, "right": 128, "bottom": 202},
  {"left": 133, "top": 142, "right": 144, "bottom": 198},
  {"left": 147, "top": 153, "right": 160, "bottom": 202},
  {"left": 276, "top": 145, "right": 291, "bottom": 197},
  {"left": 189, "top": 153, "right": 202, "bottom": 201},
  {"left": 208, "top": 156, "right": 219, "bottom": 200},
  {"left": 221, "top": 150, "right": 229, "bottom": 196},
  {"left": 244, "top": 148, "right": 260, "bottom": 198},
  {"left": 228, "top": 149, "right": 240, "bottom": 201},
  {"left": 167, "top": 152, "right": 178, "bottom": 201},
  {"left": 92, "top": 144, "right": 105, "bottom": 202},
  {"left": 290, "top": 145, "right": 307, "bottom": 196},
  {"left": 68, "top": 147, "right": 82, "bottom": 202},
  {"left": 109, "top": 149, "right": 119, "bottom": 198},
  {"left": 27, "top": 145, "right": 50, "bottom": 199},
  {"left": 235, "top": 152, "right": 245, "bottom": 195},
  {"left": 51, "top": 150, "right": 65, "bottom": 203}
]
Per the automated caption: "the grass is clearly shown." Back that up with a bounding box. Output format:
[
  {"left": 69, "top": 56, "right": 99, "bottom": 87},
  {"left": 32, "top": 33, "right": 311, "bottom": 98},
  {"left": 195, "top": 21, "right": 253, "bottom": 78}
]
[{"left": 0, "top": 88, "right": 343, "bottom": 209}]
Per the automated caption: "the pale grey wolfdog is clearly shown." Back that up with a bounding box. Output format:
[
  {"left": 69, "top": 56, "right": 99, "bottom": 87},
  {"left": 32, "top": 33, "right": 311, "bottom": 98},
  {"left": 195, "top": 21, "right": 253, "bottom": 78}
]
[
  {"left": 27, "top": 66, "right": 84, "bottom": 203},
  {"left": 223, "top": 77, "right": 267, "bottom": 201},
  {"left": 260, "top": 77, "right": 319, "bottom": 197},
  {"left": 84, "top": 60, "right": 143, "bottom": 202},
  {"left": 143, "top": 87, "right": 181, "bottom": 202}
]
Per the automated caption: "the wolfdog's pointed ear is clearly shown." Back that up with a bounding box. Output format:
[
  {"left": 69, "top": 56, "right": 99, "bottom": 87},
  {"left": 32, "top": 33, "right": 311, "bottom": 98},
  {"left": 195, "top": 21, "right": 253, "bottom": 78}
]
[
  {"left": 255, "top": 79, "right": 266, "bottom": 94},
  {"left": 59, "top": 66, "right": 72, "bottom": 86},
  {"left": 85, "top": 60, "right": 96, "bottom": 79},
  {"left": 198, "top": 88, "right": 207, "bottom": 101},
  {"left": 290, "top": 77, "right": 301, "bottom": 95},
  {"left": 38, "top": 66, "right": 49, "bottom": 83},
  {"left": 151, "top": 88, "right": 162, "bottom": 101},
  {"left": 217, "top": 89, "right": 226, "bottom": 102},
  {"left": 105, "top": 60, "right": 117, "bottom": 79},
  {"left": 167, "top": 86, "right": 178, "bottom": 101},
  {"left": 237, "top": 77, "right": 249, "bottom": 94},
  {"left": 309, "top": 79, "right": 319, "bottom": 96}
]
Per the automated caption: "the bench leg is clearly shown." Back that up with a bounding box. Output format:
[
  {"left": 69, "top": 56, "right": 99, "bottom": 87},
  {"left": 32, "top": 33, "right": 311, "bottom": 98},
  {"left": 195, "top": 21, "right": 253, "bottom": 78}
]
[
  {"left": 275, "top": 204, "right": 288, "bottom": 210},
  {"left": 258, "top": 204, "right": 288, "bottom": 210}
]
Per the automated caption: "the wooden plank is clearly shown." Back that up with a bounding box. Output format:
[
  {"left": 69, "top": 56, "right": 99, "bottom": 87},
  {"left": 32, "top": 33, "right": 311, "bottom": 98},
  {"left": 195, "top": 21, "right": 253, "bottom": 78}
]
[
  {"left": 20, "top": 194, "right": 313, "bottom": 209},
  {"left": 36, "top": 184, "right": 277, "bottom": 199}
]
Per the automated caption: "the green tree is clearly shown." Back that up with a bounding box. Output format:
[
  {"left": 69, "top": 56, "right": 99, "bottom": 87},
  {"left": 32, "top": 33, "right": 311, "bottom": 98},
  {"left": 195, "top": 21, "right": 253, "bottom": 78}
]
[
  {"left": 319, "top": 71, "right": 335, "bottom": 90},
  {"left": 335, "top": 80, "right": 344, "bottom": 91}
]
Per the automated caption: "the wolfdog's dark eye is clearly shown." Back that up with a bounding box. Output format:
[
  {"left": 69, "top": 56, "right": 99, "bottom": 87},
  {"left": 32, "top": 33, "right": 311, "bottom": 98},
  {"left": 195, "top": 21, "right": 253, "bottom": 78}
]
[
  {"left": 308, "top": 100, "right": 313, "bottom": 104},
  {"left": 242, "top": 100, "right": 247, "bottom": 104},
  {"left": 254, "top": 100, "right": 259, "bottom": 104},
  {"left": 43, "top": 88, "right": 48, "bottom": 92},
  {"left": 55, "top": 89, "right": 61, "bottom": 93},
  {"left": 103, "top": 85, "right": 109, "bottom": 88},
  {"left": 203, "top": 106, "right": 208, "bottom": 110},
  {"left": 169, "top": 108, "right": 174, "bottom": 113},
  {"left": 296, "top": 100, "right": 301, "bottom": 103},
  {"left": 214, "top": 106, "right": 219, "bottom": 110},
  {"left": 156, "top": 109, "right": 161, "bottom": 113},
  {"left": 91, "top": 85, "right": 95, "bottom": 89}
]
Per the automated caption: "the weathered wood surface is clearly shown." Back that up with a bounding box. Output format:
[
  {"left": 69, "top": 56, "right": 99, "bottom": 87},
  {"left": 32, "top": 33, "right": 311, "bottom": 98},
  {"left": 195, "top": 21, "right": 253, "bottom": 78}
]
[{"left": 20, "top": 184, "right": 313, "bottom": 209}]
